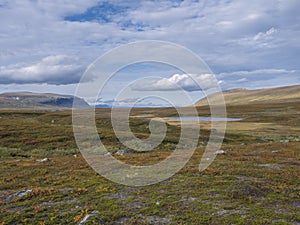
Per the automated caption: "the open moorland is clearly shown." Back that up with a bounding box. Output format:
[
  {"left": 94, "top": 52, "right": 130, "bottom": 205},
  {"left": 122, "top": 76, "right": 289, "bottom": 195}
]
[{"left": 0, "top": 98, "right": 299, "bottom": 224}]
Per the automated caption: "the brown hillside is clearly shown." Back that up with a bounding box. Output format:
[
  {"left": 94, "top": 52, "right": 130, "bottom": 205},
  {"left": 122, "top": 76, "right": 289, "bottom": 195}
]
[{"left": 196, "top": 84, "right": 300, "bottom": 106}]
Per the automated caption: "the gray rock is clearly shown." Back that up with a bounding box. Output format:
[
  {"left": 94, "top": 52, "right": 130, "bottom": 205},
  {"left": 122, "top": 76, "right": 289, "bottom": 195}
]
[
  {"left": 271, "top": 150, "right": 280, "bottom": 153},
  {"left": 104, "top": 152, "right": 112, "bottom": 156},
  {"left": 8, "top": 190, "right": 32, "bottom": 200},
  {"left": 36, "top": 158, "right": 50, "bottom": 162},
  {"left": 143, "top": 215, "right": 172, "bottom": 225},
  {"left": 78, "top": 210, "right": 99, "bottom": 225},
  {"left": 211, "top": 128, "right": 217, "bottom": 133},
  {"left": 257, "top": 164, "right": 281, "bottom": 170},
  {"left": 215, "top": 150, "right": 225, "bottom": 155},
  {"left": 115, "top": 150, "right": 130, "bottom": 156}
]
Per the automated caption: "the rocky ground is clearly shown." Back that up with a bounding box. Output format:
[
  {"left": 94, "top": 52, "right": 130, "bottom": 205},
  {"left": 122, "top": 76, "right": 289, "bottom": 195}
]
[{"left": 0, "top": 102, "right": 299, "bottom": 224}]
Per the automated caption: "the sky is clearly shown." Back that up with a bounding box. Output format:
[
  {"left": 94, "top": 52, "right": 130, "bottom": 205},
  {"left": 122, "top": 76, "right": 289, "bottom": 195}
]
[{"left": 0, "top": 0, "right": 299, "bottom": 106}]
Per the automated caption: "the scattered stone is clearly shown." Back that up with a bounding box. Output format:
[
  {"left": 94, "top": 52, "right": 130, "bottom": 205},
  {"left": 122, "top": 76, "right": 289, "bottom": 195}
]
[
  {"left": 202, "top": 141, "right": 208, "bottom": 145},
  {"left": 280, "top": 140, "right": 289, "bottom": 143},
  {"left": 104, "top": 192, "right": 130, "bottom": 201},
  {"left": 78, "top": 210, "right": 99, "bottom": 225},
  {"left": 290, "top": 202, "right": 300, "bottom": 208},
  {"left": 262, "top": 137, "right": 273, "bottom": 142},
  {"left": 114, "top": 217, "right": 132, "bottom": 224},
  {"left": 115, "top": 214, "right": 172, "bottom": 225},
  {"left": 235, "top": 176, "right": 259, "bottom": 182},
  {"left": 142, "top": 215, "right": 172, "bottom": 225},
  {"left": 257, "top": 164, "right": 281, "bottom": 170},
  {"left": 36, "top": 158, "right": 50, "bottom": 163},
  {"left": 60, "top": 187, "right": 74, "bottom": 193},
  {"left": 229, "top": 184, "right": 266, "bottom": 199},
  {"left": 115, "top": 150, "right": 130, "bottom": 156},
  {"left": 104, "top": 152, "right": 112, "bottom": 156},
  {"left": 216, "top": 208, "right": 244, "bottom": 216},
  {"left": 39, "top": 198, "right": 79, "bottom": 207},
  {"left": 8, "top": 190, "right": 32, "bottom": 200},
  {"left": 126, "top": 201, "right": 145, "bottom": 210},
  {"left": 215, "top": 150, "right": 225, "bottom": 155},
  {"left": 211, "top": 128, "right": 217, "bottom": 134},
  {"left": 271, "top": 150, "right": 280, "bottom": 153},
  {"left": 181, "top": 196, "right": 197, "bottom": 201}
]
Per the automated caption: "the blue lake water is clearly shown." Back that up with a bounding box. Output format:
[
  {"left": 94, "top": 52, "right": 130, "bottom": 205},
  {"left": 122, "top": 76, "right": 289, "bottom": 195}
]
[{"left": 167, "top": 117, "right": 242, "bottom": 121}]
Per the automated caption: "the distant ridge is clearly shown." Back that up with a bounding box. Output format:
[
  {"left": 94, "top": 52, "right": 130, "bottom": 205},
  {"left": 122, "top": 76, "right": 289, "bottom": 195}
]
[
  {"left": 0, "top": 92, "right": 90, "bottom": 109},
  {"left": 196, "top": 84, "right": 300, "bottom": 106}
]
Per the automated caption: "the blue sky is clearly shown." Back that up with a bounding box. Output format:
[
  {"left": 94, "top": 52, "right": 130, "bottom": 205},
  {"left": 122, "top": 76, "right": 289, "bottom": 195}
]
[{"left": 0, "top": 0, "right": 299, "bottom": 106}]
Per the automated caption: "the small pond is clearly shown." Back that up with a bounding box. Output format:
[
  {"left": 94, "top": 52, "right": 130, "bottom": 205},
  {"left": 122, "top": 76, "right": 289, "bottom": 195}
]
[{"left": 166, "top": 117, "right": 242, "bottom": 121}]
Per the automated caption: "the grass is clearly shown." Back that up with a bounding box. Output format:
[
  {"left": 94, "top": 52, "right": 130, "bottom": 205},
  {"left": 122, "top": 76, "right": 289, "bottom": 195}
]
[{"left": 0, "top": 102, "right": 299, "bottom": 224}]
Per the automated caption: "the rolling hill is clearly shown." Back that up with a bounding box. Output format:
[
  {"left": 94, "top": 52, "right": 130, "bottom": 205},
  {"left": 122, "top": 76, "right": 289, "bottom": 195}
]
[
  {"left": 0, "top": 92, "right": 90, "bottom": 109},
  {"left": 196, "top": 84, "right": 300, "bottom": 106}
]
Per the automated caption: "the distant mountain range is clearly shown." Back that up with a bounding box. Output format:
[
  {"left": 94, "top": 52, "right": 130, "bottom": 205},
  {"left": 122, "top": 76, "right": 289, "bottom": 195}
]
[
  {"left": 0, "top": 84, "right": 299, "bottom": 109},
  {"left": 196, "top": 84, "right": 300, "bottom": 106},
  {"left": 0, "top": 92, "right": 89, "bottom": 109}
]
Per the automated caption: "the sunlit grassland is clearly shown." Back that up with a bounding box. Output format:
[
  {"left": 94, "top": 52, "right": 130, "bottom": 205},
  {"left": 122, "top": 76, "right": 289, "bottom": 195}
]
[{"left": 0, "top": 102, "right": 299, "bottom": 224}]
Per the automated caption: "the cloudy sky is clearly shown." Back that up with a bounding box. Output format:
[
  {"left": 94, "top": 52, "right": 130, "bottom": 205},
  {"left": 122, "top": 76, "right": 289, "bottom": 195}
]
[{"left": 0, "top": 0, "right": 299, "bottom": 106}]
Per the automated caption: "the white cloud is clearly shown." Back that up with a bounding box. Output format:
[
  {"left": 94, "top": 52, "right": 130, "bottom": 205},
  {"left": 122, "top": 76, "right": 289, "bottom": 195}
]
[
  {"left": 0, "top": 55, "right": 84, "bottom": 84},
  {"left": 0, "top": 0, "right": 299, "bottom": 97},
  {"left": 132, "top": 74, "right": 219, "bottom": 92},
  {"left": 253, "top": 27, "right": 277, "bottom": 41},
  {"left": 216, "top": 68, "right": 299, "bottom": 91},
  {"left": 236, "top": 78, "right": 248, "bottom": 83},
  {"left": 219, "top": 68, "right": 296, "bottom": 77},
  {"left": 128, "top": 0, "right": 202, "bottom": 27}
]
